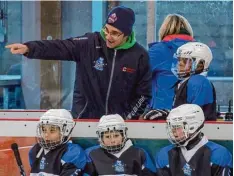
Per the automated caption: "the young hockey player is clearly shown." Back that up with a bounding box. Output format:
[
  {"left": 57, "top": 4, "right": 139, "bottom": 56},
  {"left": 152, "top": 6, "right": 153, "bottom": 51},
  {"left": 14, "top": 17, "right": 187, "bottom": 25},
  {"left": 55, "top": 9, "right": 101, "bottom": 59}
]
[
  {"left": 84, "top": 114, "right": 156, "bottom": 175},
  {"left": 29, "top": 109, "right": 86, "bottom": 175},
  {"left": 155, "top": 104, "right": 232, "bottom": 176},
  {"left": 144, "top": 42, "right": 216, "bottom": 121}
]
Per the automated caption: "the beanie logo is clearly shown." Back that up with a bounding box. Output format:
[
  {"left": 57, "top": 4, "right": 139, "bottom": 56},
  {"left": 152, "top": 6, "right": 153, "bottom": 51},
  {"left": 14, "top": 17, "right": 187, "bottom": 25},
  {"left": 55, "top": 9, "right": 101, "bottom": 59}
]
[{"left": 108, "top": 13, "right": 117, "bottom": 23}]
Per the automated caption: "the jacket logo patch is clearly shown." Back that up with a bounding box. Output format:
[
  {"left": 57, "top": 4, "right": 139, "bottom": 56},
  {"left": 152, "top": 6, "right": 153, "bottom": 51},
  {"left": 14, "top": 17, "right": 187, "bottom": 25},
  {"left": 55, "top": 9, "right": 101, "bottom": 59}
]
[
  {"left": 94, "top": 57, "right": 105, "bottom": 71},
  {"left": 108, "top": 13, "right": 117, "bottom": 23},
  {"left": 182, "top": 163, "right": 193, "bottom": 176},
  {"left": 39, "top": 157, "right": 46, "bottom": 170},
  {"left": 122, "top": 67, "right": 136, "bottom": 73},
  {"left": 113, "top": 160, "right": 125, "bottom": 173}
]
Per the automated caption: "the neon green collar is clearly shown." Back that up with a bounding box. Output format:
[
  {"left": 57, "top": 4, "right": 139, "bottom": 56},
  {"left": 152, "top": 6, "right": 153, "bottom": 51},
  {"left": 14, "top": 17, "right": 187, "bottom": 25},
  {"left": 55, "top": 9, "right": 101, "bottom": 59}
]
[{"left": 100, "top": 29, "right": 136, "bottom": 50}]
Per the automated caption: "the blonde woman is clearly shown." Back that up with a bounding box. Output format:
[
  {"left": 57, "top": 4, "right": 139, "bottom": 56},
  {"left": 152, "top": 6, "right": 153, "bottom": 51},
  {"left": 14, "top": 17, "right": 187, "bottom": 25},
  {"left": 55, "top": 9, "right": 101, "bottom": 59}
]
[{"left": 148, "top": 14, "right": 194, "bottom": 110}]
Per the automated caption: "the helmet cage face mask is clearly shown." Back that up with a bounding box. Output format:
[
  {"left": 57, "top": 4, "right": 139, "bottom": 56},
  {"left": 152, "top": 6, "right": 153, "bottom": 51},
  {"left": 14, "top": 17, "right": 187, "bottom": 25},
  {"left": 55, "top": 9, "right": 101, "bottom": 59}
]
[
  {"left": 166, "top": 114, "right": 203, "bottom": 147},
  {"left": 97, "top": 125, "right": 127, "bottom": 153},
  {"left": 166, "top": 118, "right": 189, "bottom": 146},
  {"left": 171, "top": 54, "right": 197, "bottom": 80},
  {"left": 37, "top": 117, "right": 74, "bottom": 150},
  {"left": 171, "top": 42, "right": 212, "bottom": 79}
]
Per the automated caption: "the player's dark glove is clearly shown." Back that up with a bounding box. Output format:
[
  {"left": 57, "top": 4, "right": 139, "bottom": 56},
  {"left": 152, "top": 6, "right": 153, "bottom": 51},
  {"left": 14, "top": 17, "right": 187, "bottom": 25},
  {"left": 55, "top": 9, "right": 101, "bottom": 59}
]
[{"left": 143, "top": 109, "right": 170, "bottom": 120}]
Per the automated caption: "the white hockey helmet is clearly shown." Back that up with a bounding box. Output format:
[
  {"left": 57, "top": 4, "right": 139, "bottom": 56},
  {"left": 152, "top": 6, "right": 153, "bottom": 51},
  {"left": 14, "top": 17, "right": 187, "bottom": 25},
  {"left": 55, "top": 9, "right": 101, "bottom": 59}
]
[
  {"left": 166, "top": 104, "right": 205, "bottom": 146},
  {"left": 171, "top": 42, "right": 213, "bottom": 79},
  {"left": 96, "top": 114, "right": 128, "bottom": 153},
  {"left": 37, "top": 109, "right": 75, "bottom": 150}
]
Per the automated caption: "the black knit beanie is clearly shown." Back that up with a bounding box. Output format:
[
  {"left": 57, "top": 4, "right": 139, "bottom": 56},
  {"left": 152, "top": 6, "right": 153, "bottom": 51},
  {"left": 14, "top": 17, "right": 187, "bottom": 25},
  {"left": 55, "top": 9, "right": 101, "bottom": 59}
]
[{"left": 106, "top": 6, "right": 135, "bottom": 36}]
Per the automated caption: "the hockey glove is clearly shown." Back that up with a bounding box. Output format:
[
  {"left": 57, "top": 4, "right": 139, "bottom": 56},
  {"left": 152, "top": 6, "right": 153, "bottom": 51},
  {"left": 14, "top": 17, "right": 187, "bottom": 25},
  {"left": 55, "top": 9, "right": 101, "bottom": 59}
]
[{"left": 143, "top": 109, "right": 170, "bottom": 120}]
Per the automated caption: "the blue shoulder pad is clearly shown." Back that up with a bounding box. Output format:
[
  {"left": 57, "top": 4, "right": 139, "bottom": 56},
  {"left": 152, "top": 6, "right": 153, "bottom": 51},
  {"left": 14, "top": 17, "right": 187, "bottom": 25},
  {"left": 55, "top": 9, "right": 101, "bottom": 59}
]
[
  {"left": 155, "top": 144, "right": 174, "bottom": 168},
  {"left": 28, "top": 145, "right": 36, "bottom": 167},
  {"left": 85, "top": 145, "right": 101, "bottom": 162},
  {"left": 187, "top": 75, "right": 214, "bottom": 105},
  {"left": 62, "top": 143, "right": 87, "bottom": 169},
  {"left": 206, "top": 141, "right": 233, "bottom": 167}
]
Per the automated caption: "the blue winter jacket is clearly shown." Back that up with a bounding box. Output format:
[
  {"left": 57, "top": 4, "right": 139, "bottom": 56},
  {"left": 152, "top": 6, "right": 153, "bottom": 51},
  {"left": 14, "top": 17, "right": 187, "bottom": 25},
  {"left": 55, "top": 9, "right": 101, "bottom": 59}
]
[{"left": 148, "top": 36, "right": 194, "bottom": 109}]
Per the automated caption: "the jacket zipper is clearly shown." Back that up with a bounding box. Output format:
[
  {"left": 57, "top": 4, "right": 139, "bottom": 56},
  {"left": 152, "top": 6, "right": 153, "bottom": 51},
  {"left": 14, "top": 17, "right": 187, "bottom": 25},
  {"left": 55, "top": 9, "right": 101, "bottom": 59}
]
[
  {"left": 105, "top": 50, "right": 117, "bottom": 114},
  {"left": 77, "top": 99, "right": 88, "bottom": 119}
]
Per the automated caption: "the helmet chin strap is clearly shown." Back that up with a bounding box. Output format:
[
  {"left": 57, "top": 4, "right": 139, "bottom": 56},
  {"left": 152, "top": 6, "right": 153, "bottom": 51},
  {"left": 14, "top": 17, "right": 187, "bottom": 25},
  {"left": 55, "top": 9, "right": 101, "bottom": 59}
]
[
  {"left": 178, "top": 67, "right": 209, "bottom": 80},
  {"left": 177, "top": 123, "right": 204, "bottom": 148},
  {"left": 185, "top": 132, "right": 204, "bottom": 150},
  {"left": 62, "top": 123, "right": 74, "bottom": 144},
  {"left": 176, "top": 131, "right": 201, "bottom": 147},
  {"left": 177, "top": 72, "right": 191, "bottom": 80}
]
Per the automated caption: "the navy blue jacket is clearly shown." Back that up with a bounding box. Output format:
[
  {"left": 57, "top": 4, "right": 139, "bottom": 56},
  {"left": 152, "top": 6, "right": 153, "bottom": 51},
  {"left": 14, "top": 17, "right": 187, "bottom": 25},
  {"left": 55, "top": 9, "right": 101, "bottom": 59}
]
[{"left": 24, "top": 32, "right": 151, "bottom": 119}]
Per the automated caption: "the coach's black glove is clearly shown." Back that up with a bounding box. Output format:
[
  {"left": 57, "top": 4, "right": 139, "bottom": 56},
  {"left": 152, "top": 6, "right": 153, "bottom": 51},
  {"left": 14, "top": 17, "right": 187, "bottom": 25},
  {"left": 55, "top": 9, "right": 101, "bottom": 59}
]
[{"left": 143, "top": 109, "right": 170, "bottom": 120}]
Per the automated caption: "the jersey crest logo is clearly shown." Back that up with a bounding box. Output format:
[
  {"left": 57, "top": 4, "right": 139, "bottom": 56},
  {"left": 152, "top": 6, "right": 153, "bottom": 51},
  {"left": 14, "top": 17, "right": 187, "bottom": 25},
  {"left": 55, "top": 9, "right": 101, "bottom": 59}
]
[
  {"left": 39, "top": 157, "right": 46, "bottom": 170},
  {"left": 182, "top": 163, "right": 193, "bottom": 176},
  {"left": 94, "top": 57, "right": 105, "bottom": 71},
  {"left": 113, "top": 160, "right": 125, "bottom": 173}
]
